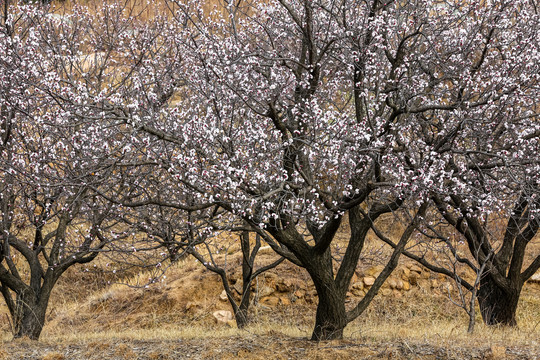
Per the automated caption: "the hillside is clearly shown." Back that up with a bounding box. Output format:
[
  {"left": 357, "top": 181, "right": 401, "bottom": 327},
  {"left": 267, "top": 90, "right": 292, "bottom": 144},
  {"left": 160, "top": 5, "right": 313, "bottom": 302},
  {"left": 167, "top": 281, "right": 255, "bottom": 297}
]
[{"left": 1, "top": 248, "right": 540, "bottom": 359}]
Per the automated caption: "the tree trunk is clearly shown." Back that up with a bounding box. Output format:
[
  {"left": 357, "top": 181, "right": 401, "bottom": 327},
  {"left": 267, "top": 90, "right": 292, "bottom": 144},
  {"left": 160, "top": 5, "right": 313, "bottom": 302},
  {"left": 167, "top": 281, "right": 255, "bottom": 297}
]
[
  {"left": 311, "top": 283, "right": 347, "bottom": 341},
  {"left": 13, "top": 290, "right": 47, "bottom": 340},
  {"left": 236, "top": 255, "right": 251, "bottom": 329},
  {"left": 235, "top": 230, "right": 252, "bottom": 329},
  {"left": 477, "top": 276, "right": 519, "bottom": 326},
  {"left": 235, "top": 295, "right": 249, "bottom": 329}
]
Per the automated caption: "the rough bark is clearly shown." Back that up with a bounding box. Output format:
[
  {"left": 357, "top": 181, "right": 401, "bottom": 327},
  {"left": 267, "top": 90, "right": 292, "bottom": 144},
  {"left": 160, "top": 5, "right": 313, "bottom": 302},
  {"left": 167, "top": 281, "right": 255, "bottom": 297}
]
[
  {"left": 477, "top": 275, "right": 520, "bottom": 326},
  {"left": 311, "top": 283, "right": 347, "bottom": 341},
  {"left": 12, "top": 287, "right": 51, "bottom": 340}
]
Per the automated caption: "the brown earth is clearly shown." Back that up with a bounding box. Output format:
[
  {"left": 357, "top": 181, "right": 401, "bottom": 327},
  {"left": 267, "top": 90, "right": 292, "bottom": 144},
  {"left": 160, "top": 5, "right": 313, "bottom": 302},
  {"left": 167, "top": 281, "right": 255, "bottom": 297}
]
[{"left": 1, "top": 246, "right": 540, "bottom": 359}]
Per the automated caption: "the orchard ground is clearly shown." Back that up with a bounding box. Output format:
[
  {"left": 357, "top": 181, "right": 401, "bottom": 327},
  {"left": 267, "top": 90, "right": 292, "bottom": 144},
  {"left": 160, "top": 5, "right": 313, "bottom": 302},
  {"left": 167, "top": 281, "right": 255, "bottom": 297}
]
[{"left": 1, "top": 239, "right": 540, "bottom": 360}]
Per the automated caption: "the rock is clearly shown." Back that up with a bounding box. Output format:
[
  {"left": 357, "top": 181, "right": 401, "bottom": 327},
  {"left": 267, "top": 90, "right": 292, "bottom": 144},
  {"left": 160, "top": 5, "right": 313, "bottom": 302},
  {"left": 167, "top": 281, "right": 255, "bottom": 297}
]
[
  {"left": 401, "top": 267, "right": 411, "bottom": 280},
  {"left": 258, "top": 245, "right": 273, "bottom": 254},
  {"left": 293, "top": 289, "right": 305, "bottom": 299},
  {"left": 265, "top": 272, "right": 278, "bottom": 280},
  {"left": 233, "top": 282, "right": 243, "bottom": 295},
  {"left": 395, "top": 280, "right": 404, "bottom": 290},
  {"left": 280, "top": 297, "right": 291, "bottom": 306},
  {"left": 409, "top": 264, "right": 422, "bottom": 274},
  {"left": 351, "top": 288, "right": 365, "bottom": 297},
  {"left": 529, "top": 273, "right": 540, "bottom": 283},
  {"left": 213, "top": 310, "right": 233, "bottom": 323},
  {"left": 260, "top": 296, "right": 279, "bottom": 307},
  {"left": 402, "top": 281, "right": 411, "bottom": 291},
  {"left": 431, "top": 279, "right": 439, "bottom": 288},
  {"left": 392, "top": 290, "right": 402, "bottom": 298},
  {"left": 381, "top": 288, "right": 392, "bottom": 296},
  {"left": 388, "top": 278, "right": 398, "bottom": 289},
  {"left": 219, "top": 290, "right": 228, "bottom": 301},
  {"left": 257, "top": 285, "right": 275, "bottom": 298},
  {"left": 363, "top": 276, "right": 376, "bottom": 286},
  {"left": 409, "top": 273, "right": 419, "bottom": 285},
  {"left": 366, "top": 265, "right": 384, "bottom": 276},
  {"left": 352, "top": 282, "right": 364, "bottom": 291},
  {"left": 276, "top": 280, "right": 292, "bottom": 292}
]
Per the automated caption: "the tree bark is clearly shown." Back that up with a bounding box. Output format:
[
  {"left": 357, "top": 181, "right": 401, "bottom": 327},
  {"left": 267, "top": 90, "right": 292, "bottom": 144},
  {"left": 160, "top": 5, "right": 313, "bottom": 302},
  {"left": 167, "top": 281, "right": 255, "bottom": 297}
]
[
  {"left": 305, "top": 253, "right": 348, "bottom": 341},
  {"left": 13, "top": 289, "right": 48, "bottom": 340},
  {"left": 235, "top": 292, "right": 250, "bottom": 329},
  {"left": 311, "top": 283, "right": 347, "bottom": 341},
  {"left": 477, "top": 276, "right": 520, "bottom": 326}
]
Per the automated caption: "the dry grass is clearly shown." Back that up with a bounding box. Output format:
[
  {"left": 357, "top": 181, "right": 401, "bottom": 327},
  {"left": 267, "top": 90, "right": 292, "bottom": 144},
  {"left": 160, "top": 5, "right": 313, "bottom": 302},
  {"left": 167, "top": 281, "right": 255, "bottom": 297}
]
[{"left": 2, "top": 244, "right": 540, "bottom": 359}]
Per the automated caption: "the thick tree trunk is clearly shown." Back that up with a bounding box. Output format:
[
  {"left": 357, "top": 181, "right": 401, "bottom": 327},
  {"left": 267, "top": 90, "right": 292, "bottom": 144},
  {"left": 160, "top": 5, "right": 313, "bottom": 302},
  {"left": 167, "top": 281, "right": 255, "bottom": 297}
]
[
  {"left": 13, "top": 291, "right": 47, "bottom": 340},
  {"left": 311, "top": 281, "right": 347, "bottom": 341},
  {"left": 477, "top": 276, "right": 519, "bottom": 326}
]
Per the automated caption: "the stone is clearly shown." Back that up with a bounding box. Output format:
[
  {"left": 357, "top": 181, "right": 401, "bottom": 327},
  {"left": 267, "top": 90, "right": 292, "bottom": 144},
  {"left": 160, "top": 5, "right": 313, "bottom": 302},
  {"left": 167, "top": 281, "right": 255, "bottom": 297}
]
[
  {"left": 363, "top": 276, "right": 376, "bottom": 286},
  {"left": 381, "top": 288, "right": 392, "bottom": 296},
  {"left": 219, "top": 290, "right": 228, "bottom": 301},
  {"left": 350, "top": 273, "right": 359, "bottom": 285},
  {"left": 409, "top": 264, "right": 422, "bottom": 274},
  {"left": 388, "top": 278, "right": 398, "bottom": 289},
  {"left": 395, "top": 280, "right": 404, "bottom": 290},
  {"left": 233, "top": 282, "right": 243, "bottom": 295},
  {"left": 352, "top": 282, "right": 364, "bottom": 291},
  {"left": 409, "top": 273, "right": 419, "bottom": 285},
  {"left": 431, "top": 279, "right": 439, "bottom": 289},
  {"left": 366, "top": 265, "right": 384, "bottom": 277},
  {"left": 402, "top": 281, "right": 411, "bottom": 291},
  {"left": 280, "top": 296, "right": 291, "bottom": 306},
  {"left": 401, "top": 267, "right": 411, "bottom": 279},
  {"left": 392, "top": 290, "right": 402, "bottom": 298},
  {"left": 276, "top": 279, "right": 294, "bottom": 292},
  {"left": 213, "top": 310, "right": 233, "bottom": 323},
  {"left": 260, "top": 296, "right": 279, "bottom": 307},
  {"left": 351, "top": 288, "right": 365, "bottom": 297},
  {"left": 293, "top": 289, "right": 305, "bottom": 299},
  {"left": 265, "top": 272, "right": 278, "bottom": 280},
  {"left": 257, "top": 285, "right": 275, "bottom": 298}
]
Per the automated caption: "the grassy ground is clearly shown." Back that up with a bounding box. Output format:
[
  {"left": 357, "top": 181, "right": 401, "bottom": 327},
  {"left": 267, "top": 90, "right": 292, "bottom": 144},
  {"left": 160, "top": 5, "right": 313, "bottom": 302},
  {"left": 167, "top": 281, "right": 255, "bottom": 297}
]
[
  {"left": 1, "top": 252, "right": 540, "bottom": 359},
  {"left": 1, "top": 324, "right": 539, "bottom": 359}
]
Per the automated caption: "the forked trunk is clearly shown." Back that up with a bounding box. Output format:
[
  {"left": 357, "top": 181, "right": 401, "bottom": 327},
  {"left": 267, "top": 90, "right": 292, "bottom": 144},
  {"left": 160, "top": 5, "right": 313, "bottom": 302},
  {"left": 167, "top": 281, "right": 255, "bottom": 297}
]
[{"left": 477, "top": 276, "right": 520, "bottom": 326}]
